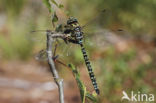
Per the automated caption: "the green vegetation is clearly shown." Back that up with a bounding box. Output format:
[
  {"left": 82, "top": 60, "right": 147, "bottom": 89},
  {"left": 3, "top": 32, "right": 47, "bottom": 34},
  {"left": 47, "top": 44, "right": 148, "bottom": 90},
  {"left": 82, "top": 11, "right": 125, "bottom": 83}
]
[{"left": 68, "top": 64, "right": 97, "bottom": 103}]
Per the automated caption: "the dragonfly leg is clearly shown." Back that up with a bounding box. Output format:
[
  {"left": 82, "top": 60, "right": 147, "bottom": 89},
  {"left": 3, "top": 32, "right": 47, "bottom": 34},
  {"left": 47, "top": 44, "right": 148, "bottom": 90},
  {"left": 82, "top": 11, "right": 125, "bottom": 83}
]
[
  {"left": 68, "top": 39, "right": 79, "bottom": 44},
  {"left": 52, "top": 55, "right": 68, "bottom": 67},
  {"left": 52, "top": 55, "right": 59, "bottom": 61},
  {"left": 52, "top": 43, "right": 60, "bottom": 61},
  {"left": 53, "top": 43, "right": 58, "bottom": 57},
  {"left": 52, "top": 43, "right": 68, "bottom": 67}
]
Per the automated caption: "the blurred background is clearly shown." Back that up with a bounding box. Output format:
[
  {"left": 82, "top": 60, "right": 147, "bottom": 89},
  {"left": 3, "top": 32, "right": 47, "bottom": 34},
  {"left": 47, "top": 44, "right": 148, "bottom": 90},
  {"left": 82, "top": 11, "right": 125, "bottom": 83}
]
[{"left": 0, "top": 0, "right": 155, "bottom": 103}]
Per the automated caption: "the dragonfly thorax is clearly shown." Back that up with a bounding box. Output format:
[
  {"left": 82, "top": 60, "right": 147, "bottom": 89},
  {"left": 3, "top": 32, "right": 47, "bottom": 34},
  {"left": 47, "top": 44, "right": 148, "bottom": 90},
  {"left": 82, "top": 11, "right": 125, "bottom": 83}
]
[
  {"left": 63, "top": 17, "right": 84, "bottom": 44},
  {"left": 67, "top": 17, "right": 78, "bottom": 25}
]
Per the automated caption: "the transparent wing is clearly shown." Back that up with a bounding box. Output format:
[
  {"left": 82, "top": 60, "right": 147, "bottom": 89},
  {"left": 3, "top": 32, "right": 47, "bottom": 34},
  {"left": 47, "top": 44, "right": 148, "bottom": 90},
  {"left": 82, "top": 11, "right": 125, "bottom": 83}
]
[
  {"left": 33, "top": 36, "right": 73, "bottom": 63},
  {"left": 76, "top": 8, "right": 125, "bottom": 46},
  {"left": 83, "top": 29, "right": 127, "bottom": 48},
  {"left": 35, "top": 49, "right": 48, "bottom": 61},
  {"left": 81, "top": 9, "right": 111, "bottom": 31},
  {"left": 27, "top": 30, "right": 48, "bottom": 43},
  {"left": 56, "top": 41, "right": 75, "bottom": 58},
  {"left": 28, "top": 30, "right": 65, "bottom": 61},
  {"left": 81, "top": 9, "right": 107, "bottom": 29},
  {"left": 34, "top": 42, "right": 70, "bottom": 67},
  {"left": 80, "top": 8, "right": 128, "bottom": 49}
]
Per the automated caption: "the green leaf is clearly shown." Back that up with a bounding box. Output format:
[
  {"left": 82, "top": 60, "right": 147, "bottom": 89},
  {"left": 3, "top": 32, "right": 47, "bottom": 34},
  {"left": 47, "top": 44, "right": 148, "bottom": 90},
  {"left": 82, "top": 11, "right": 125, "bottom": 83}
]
[
  {"left": 52, "top": 11, "right": 58, "bottom": 22},
  {"left": 86, "top": 92, "right": 97, "bottom": 102},
  {"left": 55, "top": 24, "right": 63, "bottom": 32},
  {"left": 51, "top": 0, "right": 58, "bottom": 7},
  {"left": 42, "top": 0, "right": 52, "bottom": 13},
  {"left": 76, "top": 78, "right": 86, "bottom": 102},
  {"left": 68, "top": 64, "right": 98, "bottom": 102},
  {"left": 58, "top": 4, "right": 64, "bottom": 9},
  {"left": 51, "top": 11, "right": 58, "bottom": 27},
  {"left": 68, "top": 64, "right": 86, "bottom": 102}
]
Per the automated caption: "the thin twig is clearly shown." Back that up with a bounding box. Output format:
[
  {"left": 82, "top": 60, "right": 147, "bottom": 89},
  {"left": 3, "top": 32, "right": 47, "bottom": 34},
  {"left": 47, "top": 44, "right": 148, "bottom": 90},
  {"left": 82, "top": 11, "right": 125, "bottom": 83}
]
[{"left": 46, "top": 31, "right": 64, "bottom": 103}]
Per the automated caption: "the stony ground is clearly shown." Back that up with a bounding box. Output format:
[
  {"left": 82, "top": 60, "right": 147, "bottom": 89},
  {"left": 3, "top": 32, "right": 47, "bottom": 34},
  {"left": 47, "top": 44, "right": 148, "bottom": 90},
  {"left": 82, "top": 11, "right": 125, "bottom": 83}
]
[{"left": 0, "top": 61, "right": 82, "bottom": 103}]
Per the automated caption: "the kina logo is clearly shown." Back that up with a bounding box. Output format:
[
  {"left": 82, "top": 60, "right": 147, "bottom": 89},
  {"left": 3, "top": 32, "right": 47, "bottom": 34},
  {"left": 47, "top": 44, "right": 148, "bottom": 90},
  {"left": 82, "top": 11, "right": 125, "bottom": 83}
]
[{"left": 121, "top": 90, "right": 154, "bottom": 102}]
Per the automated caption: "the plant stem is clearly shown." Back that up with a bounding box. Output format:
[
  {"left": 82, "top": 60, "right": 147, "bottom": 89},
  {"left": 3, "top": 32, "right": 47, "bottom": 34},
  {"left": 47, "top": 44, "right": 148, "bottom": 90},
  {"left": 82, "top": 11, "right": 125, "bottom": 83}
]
[{"left": 46, "top": 31, "right": 64, "bottom": 103}]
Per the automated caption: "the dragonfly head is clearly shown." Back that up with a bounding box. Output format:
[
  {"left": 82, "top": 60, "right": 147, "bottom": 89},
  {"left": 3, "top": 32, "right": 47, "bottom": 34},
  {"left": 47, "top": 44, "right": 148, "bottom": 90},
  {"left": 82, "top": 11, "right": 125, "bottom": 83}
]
[{"left": 67, "top": 17, "right": 79, "bottom": 27}]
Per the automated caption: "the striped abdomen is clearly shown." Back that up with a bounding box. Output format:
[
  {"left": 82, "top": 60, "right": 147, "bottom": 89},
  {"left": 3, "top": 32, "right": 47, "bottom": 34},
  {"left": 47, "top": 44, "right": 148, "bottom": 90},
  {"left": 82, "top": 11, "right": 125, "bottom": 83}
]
[
  {"left": 80, "top": 43, "right": 100, "bottom": 94},
  {"left": 73, "top": 26, "right": 100, "bottom": 94}
]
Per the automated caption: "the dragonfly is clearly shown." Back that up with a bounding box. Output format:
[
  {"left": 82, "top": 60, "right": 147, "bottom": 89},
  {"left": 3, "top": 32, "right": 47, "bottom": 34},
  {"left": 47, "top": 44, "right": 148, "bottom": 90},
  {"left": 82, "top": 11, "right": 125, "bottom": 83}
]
[
  {"left": 63, "top": 17, "right": 100, "bottom": 94},
  {"left": 31, "top": 9, "right": 125, "bottom": 95}
]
